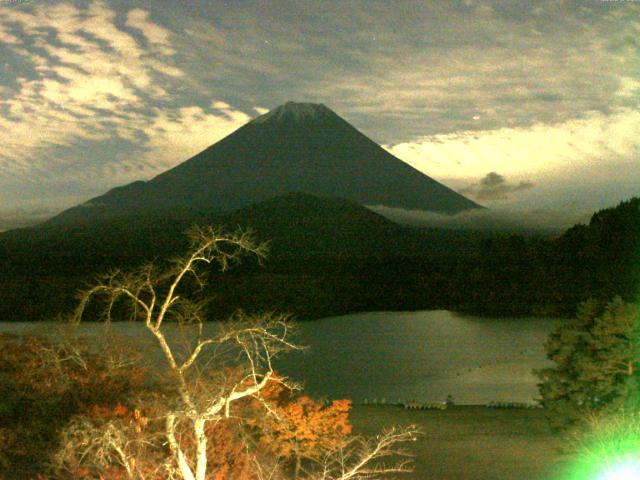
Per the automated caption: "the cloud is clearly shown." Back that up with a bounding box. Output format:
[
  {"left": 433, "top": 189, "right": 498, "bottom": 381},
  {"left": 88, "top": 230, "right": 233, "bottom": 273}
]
[
  {"left": 248, "top": 0, "right": 639, "bottom": 144},
  {"left": 460, "top": 172, "right": 534, "bottom": 201},
  {"left": 0, "top": 0, "right": 638, "bottom": 212},
  {"left": 384, "top": 108, "right": 640, "bottom": 182},
  {"left": 0, "top": 2, "right": 169, "bottom": 171},
  {"left": 616, "top": 76, "right": 640, "bottom": 99},
  {"left": 0, "top": 1, "right": 253, "bottom": 193},
  {"left": 367, "top": 205, "right": 592, "bottom": 234},
  {"left": 0, "top": 204, "right": 61, "bottom": 231},
  {"left": 125, "top": 8, "right": 175, "bottom": 55},
  {"left": 134, "top": 105, "right": 252, "bottom": 175}
]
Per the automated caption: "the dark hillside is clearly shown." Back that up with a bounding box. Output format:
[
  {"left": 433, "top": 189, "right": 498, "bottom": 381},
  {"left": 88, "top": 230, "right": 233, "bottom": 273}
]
[
  {"left": 2, "top": 195, "right": 637, "bottom": 322},
  {"left": 455, "top": 197, "right": 640, "bottom": 316},
  {"left": 548, "top": 197, "right": 640, "bottom": 310},
  {"left": 0, "top": 193, "right": 474, "bottom": 321}
]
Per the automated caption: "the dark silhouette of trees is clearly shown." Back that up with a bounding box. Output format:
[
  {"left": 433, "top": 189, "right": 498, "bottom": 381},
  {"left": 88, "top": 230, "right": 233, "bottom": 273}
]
[{"left": 1, "top": 195, "right": 637, "bottom": 322}]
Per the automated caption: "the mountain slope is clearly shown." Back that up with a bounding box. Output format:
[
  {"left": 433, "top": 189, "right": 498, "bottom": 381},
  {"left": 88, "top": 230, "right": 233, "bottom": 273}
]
[
  {"left": 549, "top": 197, "right": 640, "bottom": 308},
  {"left": 0, "top": 192, "right": 419, "bottom": 274},
  {"left": 0, "top": 192, "right": 451, "bottom": 321},
  {"left": 226, "top": 192, "right": 407, "bottom": 257},
  {"left": 50, "top": 102, "right": 481, "bottom": 224}
]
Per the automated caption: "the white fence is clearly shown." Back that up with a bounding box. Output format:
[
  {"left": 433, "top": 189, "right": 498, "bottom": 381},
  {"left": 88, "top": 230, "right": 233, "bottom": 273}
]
[{"left": 359, "top": 398, "right": 542, "bottom": 409}]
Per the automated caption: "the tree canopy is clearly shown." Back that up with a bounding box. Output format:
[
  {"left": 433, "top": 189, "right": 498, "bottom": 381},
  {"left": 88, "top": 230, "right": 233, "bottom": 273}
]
[{"left": 536, "top": 297, "right": 640, "bottom": 431}]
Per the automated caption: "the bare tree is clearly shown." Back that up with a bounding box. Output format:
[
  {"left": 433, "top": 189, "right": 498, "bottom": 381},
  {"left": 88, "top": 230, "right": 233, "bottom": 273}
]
[
  {"left": 69, "top": 226, "right": 418, "bottom": 480},
  {"left": 248, "top": 425, "right": 419, "bottom": 480},
  {"left": 304, "top": 426, "right": 419, "bottom": 480}
]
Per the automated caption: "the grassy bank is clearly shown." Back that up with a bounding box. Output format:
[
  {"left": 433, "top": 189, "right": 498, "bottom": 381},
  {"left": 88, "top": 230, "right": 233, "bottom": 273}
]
[{"left": 349, "top": 405, "right": 569, "bottom": 480}]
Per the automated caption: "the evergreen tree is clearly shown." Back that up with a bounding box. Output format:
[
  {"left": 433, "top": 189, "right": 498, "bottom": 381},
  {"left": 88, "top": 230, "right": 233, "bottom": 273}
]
[{"left": 536, "top": 296, "right": 640, "bottom": 430}]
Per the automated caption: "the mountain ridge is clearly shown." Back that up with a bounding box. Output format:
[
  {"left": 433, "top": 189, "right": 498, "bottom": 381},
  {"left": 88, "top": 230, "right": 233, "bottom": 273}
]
[
  {"left": 1, "top": 193, "right": 637, "bottom": 321},
  {"left": 0, "top": 192, "right": 421, "bottom": 274}
]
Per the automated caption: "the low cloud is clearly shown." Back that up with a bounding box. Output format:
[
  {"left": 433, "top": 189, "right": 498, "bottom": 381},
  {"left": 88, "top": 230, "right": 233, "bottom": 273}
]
[
  {"left": 367, "top": 205, "right": 592, "bottom": 234},
  {"left": 460, "top": 172, "right": 534, "bottom": 201},
  {"left": 0, "top": 205, "right": 61, "bottom": 231}
]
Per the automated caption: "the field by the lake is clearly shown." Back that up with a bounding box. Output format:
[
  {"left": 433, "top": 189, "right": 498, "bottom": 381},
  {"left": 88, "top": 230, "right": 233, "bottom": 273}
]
[{"left": 350, "top": 405, "right": 569, "bottom": 480}]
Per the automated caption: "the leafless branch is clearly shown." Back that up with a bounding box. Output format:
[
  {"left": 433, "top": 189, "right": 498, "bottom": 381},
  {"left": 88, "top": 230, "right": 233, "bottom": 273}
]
[
  {"left": 65, "top": 226, "right": 415, "bottom": 480},
  {"left": 307, "top": 426, "right": 420, "bottom": 480}
]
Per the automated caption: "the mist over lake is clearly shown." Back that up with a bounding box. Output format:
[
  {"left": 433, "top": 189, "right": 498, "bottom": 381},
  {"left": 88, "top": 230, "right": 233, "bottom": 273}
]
[{"left": 0, "top": 310, "right": 557, "bottom": 405}]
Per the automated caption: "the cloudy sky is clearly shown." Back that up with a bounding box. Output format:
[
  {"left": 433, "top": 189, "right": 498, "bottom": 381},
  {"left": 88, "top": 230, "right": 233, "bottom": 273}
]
[{"left": 1, "top": 0, "right": 639, "bottom": 228}]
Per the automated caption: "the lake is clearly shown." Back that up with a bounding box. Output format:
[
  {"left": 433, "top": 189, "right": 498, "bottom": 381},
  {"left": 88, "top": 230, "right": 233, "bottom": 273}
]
[{"left": 0, "top": 310, "right": 559, "bottom": 405}]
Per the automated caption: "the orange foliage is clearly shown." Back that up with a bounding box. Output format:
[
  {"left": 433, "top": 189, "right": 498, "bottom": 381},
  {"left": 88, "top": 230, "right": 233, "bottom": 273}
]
[
  {"left": 0, "top": 335, "right": 352, "bottom": 480},
  {"left": 250, "top": 378, "right": 352, "bottom": 463},
  {"left": 0, "top": 334, "right": 149, "bottom": 479},
  {"left": 205, "top": 420, "right": 256, "bottom": 480},
  {"left": 159, "top": 373, "right": 353, "bottom": 479}
]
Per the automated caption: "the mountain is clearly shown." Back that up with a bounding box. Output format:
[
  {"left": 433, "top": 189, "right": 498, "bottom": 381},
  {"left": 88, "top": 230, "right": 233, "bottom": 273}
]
[
  {"left": 547, "top": 197, "right": 640, "bottom": 308},
  {"left": 226, "top": 192, "right": 408, "bottom": 257},
  {"left": 0, "top": 192, "right": 417, "bottom": 274},
  {"left": 49, "top": 101, "right": 481, "bottom": 224},
  {"left": 0, "top": 192, "right": 466, "bottom": 321}
]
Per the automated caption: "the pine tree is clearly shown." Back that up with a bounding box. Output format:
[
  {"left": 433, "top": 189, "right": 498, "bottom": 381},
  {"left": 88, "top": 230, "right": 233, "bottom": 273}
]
[{"left": 536, "top": 296, "right": 640, "bottom": 430}]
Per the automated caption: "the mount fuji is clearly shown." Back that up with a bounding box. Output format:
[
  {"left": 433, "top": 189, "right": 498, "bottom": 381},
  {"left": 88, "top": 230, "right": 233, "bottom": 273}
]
[{"left": 50, "top": 101, "right": 481, "bottom": 224}]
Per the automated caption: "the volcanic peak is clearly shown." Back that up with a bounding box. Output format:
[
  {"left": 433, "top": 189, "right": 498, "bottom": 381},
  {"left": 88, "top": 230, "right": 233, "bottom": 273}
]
[
  {"left": 44, "top": 100, "right": 482, "bottom": 225},
  {"left": 251, "top": 101, "right": 333, "bottom": 125}
]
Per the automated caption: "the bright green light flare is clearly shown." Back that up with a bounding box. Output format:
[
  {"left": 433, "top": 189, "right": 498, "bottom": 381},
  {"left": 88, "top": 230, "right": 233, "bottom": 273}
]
[
  {"left": 561, "top": 437, "right": 640, "bottom": 480},
  {"left": 590, "top": 304, "right": 640, "bottom": 480},
  {"left": 560, "top": 303, "right": 640, "bottom": 480},
  {"left": 596, "top": 459, "right": 640, "bottom": 480}
]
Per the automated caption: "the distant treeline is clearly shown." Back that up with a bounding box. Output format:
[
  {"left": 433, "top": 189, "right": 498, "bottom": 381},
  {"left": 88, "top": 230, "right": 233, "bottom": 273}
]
[{"left": 0, "top": 194, "right": 638, "bottom": 321}]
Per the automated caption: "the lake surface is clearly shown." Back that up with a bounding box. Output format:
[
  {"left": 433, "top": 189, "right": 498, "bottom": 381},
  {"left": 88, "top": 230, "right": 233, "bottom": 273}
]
[{"left": 0, "top": 310, "right": 559, "bottom": 404}]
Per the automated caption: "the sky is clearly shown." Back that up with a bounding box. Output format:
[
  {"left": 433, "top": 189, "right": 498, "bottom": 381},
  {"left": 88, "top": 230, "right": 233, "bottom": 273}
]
[{"left": 0, "top": 0, "right": 639, "bottom": 229}]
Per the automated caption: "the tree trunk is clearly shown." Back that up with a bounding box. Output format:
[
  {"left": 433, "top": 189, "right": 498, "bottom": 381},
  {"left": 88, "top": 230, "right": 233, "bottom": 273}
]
[
  {"left": 166, "top": 413, "right": 196, "bottom": 480},
  {"left": 294, "top": 446, "right": 301, "bottom": 479},
  {"left": 194, "top": 418, "right": 208, "bottom": 480}
]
